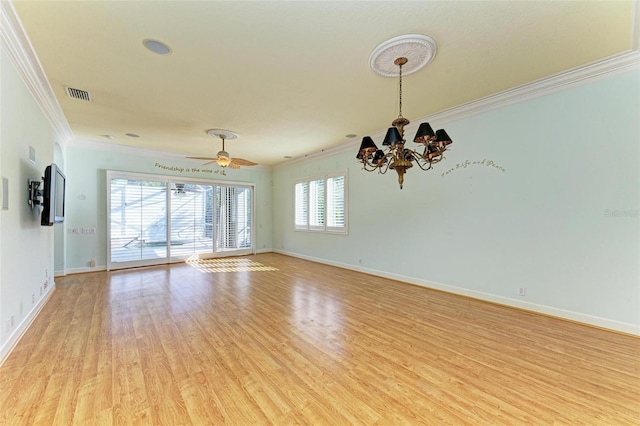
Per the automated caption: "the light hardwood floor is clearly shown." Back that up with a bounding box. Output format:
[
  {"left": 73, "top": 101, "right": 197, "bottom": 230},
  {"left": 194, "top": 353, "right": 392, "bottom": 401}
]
[{"left": 1, "top": 253, "right": 638, "bottom": 425}]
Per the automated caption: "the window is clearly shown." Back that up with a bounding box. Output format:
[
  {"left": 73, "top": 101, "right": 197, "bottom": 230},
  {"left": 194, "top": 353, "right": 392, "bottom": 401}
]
[{"left": 295, "top": 172, "right": 347, "bottom": 233}]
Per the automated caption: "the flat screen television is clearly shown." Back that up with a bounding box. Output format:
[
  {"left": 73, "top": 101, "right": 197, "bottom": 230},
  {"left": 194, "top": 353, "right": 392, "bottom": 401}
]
[{"left": 41, "top": 163, "right": 66, "bottom": 226}]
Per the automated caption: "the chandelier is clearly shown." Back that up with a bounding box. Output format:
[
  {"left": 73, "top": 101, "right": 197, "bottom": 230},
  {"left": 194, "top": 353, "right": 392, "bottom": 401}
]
[{"left": 356, "top": 35, "right": 453, "bottom": 189}]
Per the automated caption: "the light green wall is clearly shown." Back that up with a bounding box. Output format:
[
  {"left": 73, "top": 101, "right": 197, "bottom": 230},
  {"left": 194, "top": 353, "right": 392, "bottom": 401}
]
[
  {"left": 64, "top": 144, "right": 273, "bottom": 271},
  {"left": 1, "top": 49, "right": 57, "bottom": 355},
  {"left": 273, "top": 70, "right": 640, "bottom": 331}
]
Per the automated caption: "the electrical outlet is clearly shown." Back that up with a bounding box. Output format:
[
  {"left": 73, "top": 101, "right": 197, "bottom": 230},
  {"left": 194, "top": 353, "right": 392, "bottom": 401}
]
[
  {"left": 40, "top": 286, "right": 43, "bottom": 296},
  {"left": 518, "top": 287, "right": 527, "bottom": 296},
  {"left": 32, "top": 294, "right": 35, "bottom": 303},
  {"left": 10, "top": 315, "right": 14, "bottom": 327},
  {"left": 43, "top": 280, "right": 48, "bottom": 290}
]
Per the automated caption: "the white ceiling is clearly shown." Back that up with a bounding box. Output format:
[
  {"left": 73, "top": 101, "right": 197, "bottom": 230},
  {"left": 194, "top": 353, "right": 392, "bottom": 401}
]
[{"left": 11, "top": 1, "right": 638, "bottom": 166}]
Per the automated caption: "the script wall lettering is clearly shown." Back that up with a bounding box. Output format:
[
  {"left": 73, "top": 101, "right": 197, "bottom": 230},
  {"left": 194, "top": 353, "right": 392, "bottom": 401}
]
[
  {"left": 441, "top": 159, "right": 506, "bottom": 177},
  {"left": 155, "top": 162, "right": 226, "bottom": 176}
]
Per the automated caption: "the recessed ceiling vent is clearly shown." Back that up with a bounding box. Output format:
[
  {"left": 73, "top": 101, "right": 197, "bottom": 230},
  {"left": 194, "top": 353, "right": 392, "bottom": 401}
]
[{"left": 65, "top": 86, "right": 91, "bottom": 102}]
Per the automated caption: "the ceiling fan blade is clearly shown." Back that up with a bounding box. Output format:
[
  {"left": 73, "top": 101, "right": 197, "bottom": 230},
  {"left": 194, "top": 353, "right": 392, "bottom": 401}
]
[
  {"left": 227, "top": 163, "right": 241, "bottom": 169},
  {"left": 230, "top": 158, "right": 258, "bottom": 167},
  {"left": 187, "top": 156, "right": 217, "bottom": 160}
]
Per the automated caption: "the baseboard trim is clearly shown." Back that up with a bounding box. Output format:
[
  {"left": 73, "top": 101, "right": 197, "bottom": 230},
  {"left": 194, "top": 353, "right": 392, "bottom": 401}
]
[
  {"left": 273, "top": 250, "right": 639, "bottom": 336},
  {"left": 62, "top": 250, "right": 273, "bottom": 274},
  {"left": 63, "top": 265, "right": 107, "bottom": 275},
  {"left": 0, "top": 282, "right": 56, "bottom": 367}
]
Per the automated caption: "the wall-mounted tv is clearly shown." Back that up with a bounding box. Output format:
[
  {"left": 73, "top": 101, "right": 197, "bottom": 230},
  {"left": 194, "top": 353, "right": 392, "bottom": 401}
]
[{"left": 41, "top": 163, "right": 66, "bottom": 226}]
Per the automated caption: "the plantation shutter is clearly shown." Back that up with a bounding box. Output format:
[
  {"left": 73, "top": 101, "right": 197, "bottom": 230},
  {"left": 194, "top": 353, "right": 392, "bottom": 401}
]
[
  {"left": 326, "top": 175, "right": 345, "bottom": 231},
  {"left": 294, "top": 181, "right": 309, "bottom": 229},
  {"left": 309, "top": 178, "right": 325, "bottom": 230}
]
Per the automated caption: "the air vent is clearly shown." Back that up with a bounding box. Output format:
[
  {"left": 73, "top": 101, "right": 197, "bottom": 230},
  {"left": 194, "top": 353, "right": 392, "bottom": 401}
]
[{"left": 65, "top": 86, "right": 91, "bottom": 102}]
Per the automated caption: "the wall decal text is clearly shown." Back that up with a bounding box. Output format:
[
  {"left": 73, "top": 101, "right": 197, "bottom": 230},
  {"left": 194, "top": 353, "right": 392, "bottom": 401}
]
[
  {"left": 155, "top": 163, "right": 226, "bottom": 176},
  {"left": 441, "top": 159, "right": 506, "bottom": 177}
]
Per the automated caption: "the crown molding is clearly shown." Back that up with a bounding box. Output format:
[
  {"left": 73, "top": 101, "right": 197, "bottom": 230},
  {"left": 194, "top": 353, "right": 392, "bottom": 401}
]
[
  {"left": 0, "top": 1, "right": 73, "bottom": 144},
  {"left": 275, "top": 50, "right": 640, "bottom": 169},
  {"left": 428, "top": 50, "right": 640, "bottom": 126}
]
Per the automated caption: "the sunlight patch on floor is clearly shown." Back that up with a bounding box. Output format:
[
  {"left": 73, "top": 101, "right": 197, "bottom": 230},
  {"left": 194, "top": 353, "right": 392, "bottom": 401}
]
[{"left": 187, "top": 257, "right": 279, "bottom": 273}]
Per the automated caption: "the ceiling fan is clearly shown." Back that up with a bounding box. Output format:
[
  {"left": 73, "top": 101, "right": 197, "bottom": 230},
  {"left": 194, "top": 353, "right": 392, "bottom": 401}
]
[{"left": 187, "top": 129, "right": 257, "bottom": 169}]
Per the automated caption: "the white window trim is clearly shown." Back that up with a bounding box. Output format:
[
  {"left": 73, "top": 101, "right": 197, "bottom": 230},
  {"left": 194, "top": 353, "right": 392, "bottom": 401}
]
[{"left": 294, "top": 171, "right": 348, "bottom": 235}]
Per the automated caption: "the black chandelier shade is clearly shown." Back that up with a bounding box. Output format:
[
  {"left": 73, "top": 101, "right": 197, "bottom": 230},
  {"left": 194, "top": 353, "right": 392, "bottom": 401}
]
[
  {"left": 356, "top": 120, "right": 453, "bottom": 189},
  {"left": 382, "top": 127, "right": 403, "bottom": 146},
  {"left": 435, "top": 129, "right": 452, "bottom": 146},
  {"left": 356, "top": 136, "right": 378, "bottom": 160},
  {"left": 413, "top": 122, "right": 436, "bottom": 143},
  {"left": 357, "top": 122, "right": 453, "bottom": 159},
  {"left": 371, "top": 149, "right": 386, "bottom": 165}
]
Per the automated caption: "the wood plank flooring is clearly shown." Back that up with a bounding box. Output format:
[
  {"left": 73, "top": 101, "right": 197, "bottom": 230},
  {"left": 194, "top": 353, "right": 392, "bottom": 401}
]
[{"left": 1, "top": 253, "right": 638, "bottom": 425}]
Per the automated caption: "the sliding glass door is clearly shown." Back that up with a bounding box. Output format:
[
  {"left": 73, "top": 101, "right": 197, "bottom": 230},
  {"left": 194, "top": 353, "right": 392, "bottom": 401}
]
[
  {"left": 107, "top": 171, "right": 254, "bottom": 270},
  {"left": 216, "top": 185, "right": 252, "bottom": 253},
  {"left": 170, "top": 183, "right": 214, "bottom": 260},
  {"left": 109, "top": 178, "right": 168, "bottom": 267}
]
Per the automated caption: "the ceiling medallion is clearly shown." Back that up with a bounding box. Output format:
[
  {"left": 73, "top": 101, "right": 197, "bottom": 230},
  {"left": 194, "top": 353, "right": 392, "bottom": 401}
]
[
  {"left": 206, "top": 129, "right": 238, "bottom": 140},
  {"left": 357, "top": 34, "right": 452, "bottom": 189},
  {"left": 368, "top": 34, "right": 437, "bottom": 78}
]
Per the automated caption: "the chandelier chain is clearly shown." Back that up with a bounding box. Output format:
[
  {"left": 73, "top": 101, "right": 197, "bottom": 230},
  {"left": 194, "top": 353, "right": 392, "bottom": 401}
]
[{"left": 398, "top": 62, "right": 403, "bottom": 118}]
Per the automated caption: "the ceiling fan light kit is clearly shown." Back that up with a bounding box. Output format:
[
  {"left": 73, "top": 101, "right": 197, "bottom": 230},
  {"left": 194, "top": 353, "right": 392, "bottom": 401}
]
[
  {"left": 187, "top": 129, "right": 257, "bottom": 169},
  {"left": 357, "top": 34, "right": 453, "bottom": 189}
]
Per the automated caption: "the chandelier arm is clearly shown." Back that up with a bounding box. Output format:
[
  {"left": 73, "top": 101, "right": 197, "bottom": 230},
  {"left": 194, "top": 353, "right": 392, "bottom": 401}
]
[
  {"left": 414, "top": 160, "right": 433, "bottom": 171},
  {"left": 360, "top": 159, "right": 382, "bottom": 172},
  {"left": 378, "top": 161, "right": 391, "bottom": 175},
  {"left": 430, "top": 152, "right": 448, "bottom": 165},
  {"left": 404, "top": 150, "right": 433, "bottom": 171},
  {"left": 405, "top": 149, "right": 421, "bottom": 160}
]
